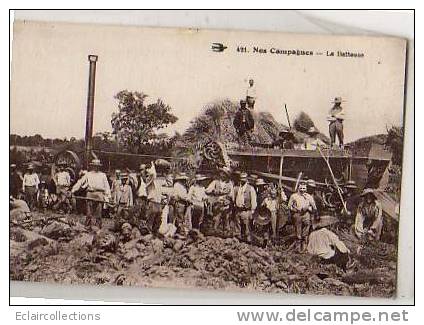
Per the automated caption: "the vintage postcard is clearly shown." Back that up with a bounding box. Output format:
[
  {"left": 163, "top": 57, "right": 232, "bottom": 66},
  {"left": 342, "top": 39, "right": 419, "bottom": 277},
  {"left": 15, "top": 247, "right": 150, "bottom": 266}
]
[{"left": 10, "top": 20, "right": 407, "bottom": 298}]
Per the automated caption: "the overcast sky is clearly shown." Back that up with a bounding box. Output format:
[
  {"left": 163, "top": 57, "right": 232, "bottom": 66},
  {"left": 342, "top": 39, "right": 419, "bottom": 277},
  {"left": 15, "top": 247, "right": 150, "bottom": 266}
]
[{"left": 11, "top": 21, "right": 406, "bottom": 142}]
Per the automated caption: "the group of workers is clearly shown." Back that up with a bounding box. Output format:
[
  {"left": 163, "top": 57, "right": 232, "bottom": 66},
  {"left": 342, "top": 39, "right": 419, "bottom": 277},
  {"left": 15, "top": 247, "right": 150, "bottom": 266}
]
[
  {"left": 11, "top": 154, "right": 384, "bottom": 260},
  {"left": 10, "top": 80, "right": 382, "bottom": 271}
]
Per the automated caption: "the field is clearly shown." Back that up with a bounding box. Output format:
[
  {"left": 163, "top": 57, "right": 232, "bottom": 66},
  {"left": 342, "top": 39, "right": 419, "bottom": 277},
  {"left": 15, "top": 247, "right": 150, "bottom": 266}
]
[{"left": 10, "top": 209, "right": 397, "bottom": 298}]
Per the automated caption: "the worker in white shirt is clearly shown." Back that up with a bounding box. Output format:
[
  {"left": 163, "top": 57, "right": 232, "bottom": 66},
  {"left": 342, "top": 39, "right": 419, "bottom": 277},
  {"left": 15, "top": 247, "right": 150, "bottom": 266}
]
[
  {"left": 246, "top": 78, "right": 257, "bottom": 109},
  {"left": 53, "top": 163, "right": 72, "bottom": 213},
  {"left": 234, "top": 172, "right": 257, "bottom": 243},
  {"left": 288, "top": 180, "right": 317, "bottom": 252},
  {"left": 304, "top": 126, "right": 326, "bottom": 150},
  {"left": 111, "top": 169, "right": 123, "bottom": 206},
  {"left": 22, "top": 164, "right": 40, "bottom": 210},
  {"left": 172, "top": 173, "right": 189, "bottom": 234},
  {"left": 71, "top": 159, "right": 111, "bottom": 228},
  {"left": 262, "top": 188, "right": 280, "bottom": 241},
  {"left": 307, "top": 217, "right": 353, "bottom": 271},
  {"left": 144, "top": 161, "right": 163, "bottom": 234},
  {"left": 187, "top": 174, "right": 208, "bottom": 231},
  {"left": 206, "top": 167, "right": 234, "bottom": 236},
  {"left": 327, "top": 97, "right": 346, "bottom": 149}
]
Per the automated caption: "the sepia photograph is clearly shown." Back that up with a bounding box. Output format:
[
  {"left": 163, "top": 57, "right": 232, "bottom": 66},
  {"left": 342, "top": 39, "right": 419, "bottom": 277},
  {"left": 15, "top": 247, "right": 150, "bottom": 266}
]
[{"left": 10, "top": 17, "right": 408, "bottom": 299}]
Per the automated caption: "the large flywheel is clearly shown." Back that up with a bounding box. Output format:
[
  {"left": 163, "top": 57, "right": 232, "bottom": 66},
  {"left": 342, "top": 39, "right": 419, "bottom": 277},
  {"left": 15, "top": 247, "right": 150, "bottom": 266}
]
[{"left": 51, "top": 150, "right": 82, "bottom": 181}]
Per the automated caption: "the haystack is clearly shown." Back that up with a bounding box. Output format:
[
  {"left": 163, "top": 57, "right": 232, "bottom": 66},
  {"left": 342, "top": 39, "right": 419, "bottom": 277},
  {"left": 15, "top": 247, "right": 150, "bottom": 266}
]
[{"left": 182, "top": 100, "right": 329, "bottom": 148}]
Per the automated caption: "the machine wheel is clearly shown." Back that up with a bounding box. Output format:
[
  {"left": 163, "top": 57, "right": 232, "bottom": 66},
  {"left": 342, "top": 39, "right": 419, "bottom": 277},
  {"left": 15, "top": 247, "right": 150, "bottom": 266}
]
[{"left": 51, "top": 150, "right": 82, "bottom": 181}]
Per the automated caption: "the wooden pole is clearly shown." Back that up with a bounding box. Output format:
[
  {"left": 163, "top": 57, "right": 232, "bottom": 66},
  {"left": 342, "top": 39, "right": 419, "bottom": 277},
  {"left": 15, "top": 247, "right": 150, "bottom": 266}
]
[
  {"left": 317, "top": 147, "right": 347, "bottom": 213},
  {"left": 278, "top": 156, "right": 284, "bottom": 188}
]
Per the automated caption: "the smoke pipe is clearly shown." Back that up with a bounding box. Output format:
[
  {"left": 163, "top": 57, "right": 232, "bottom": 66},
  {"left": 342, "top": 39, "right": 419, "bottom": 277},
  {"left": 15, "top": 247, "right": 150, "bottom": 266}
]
[{"left": 85, "top": 54, "right": 98, "bottom": 164}]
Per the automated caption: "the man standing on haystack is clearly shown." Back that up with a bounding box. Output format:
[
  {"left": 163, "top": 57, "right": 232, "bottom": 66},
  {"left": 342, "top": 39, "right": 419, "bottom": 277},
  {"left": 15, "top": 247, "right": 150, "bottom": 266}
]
[
  {"left": 327, "top": 97, "right": 345, "bottom": 149},
  {"left": 233, "top": 99, "right": 254, "bottom": 145},
  {"left": 246, "top": 78, "right": 257, "bottom": 109}
]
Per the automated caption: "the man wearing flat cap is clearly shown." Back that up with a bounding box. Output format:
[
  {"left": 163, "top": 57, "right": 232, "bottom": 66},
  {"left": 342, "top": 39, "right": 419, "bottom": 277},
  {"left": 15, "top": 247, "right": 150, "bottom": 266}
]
[{"left": 327, "top": 97, "right": 346, "bottom": 149}]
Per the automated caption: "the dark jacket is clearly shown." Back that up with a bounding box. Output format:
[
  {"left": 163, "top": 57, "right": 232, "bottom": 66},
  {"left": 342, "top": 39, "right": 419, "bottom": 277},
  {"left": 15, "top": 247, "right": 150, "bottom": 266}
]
[{"left": 233, "top": 109, "right": 254, "bottom": 135}]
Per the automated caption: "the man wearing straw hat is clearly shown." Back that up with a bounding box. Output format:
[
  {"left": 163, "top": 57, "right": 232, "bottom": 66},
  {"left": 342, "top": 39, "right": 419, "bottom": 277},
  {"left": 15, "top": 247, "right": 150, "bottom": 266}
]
[
  {"left": 327, "top": 96, "right": 346, "bottom": 149},
  {"left": 234, "top": 172, "right": 257, "bottom": 243},
  {"left": 306, "top": 179, "right": 324, "bottom": 217},
  {"left": 261, "top": 188, "right": 280, "bottom": 241},
  {"left": 206, "top": 167, "right": 234, "bottom": 236},
  {"left": 254, "top": 178, "right": 268, "bottom": 205},
  {"left": 343, "top": 180, "right": 360, "bottom": 217},
  {"left": 187, "top": 174, "right": 208, "bottom": 231},
  {"left": 53, "top": 162, "right": 72, "bottom": 213},
  {"left": 71, "top": 158, "right": 111, "bottom": 228},
  {"left": 22, "top": 163, "right": 40, "bottom": 210},
  {"left": 304, "top": 126, "right": 325, "bottom": 150},
  {"left": 171, "top": 172, "right": 190, "bottom": 234},
  {"left": 354, "top": 188, "right": 383, "bottom": 241}
]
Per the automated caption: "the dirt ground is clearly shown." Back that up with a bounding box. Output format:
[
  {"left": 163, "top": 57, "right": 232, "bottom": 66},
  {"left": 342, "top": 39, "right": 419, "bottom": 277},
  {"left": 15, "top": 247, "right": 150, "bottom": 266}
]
[{"left": 10, "top": 210, "right": 397, "bottom": 298}]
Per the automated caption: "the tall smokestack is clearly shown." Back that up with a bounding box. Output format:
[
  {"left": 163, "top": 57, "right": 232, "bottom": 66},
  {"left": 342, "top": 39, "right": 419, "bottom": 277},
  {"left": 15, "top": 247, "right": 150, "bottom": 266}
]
[{"left": 85, "top": 54, "right": 98, "bottom": 163}]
